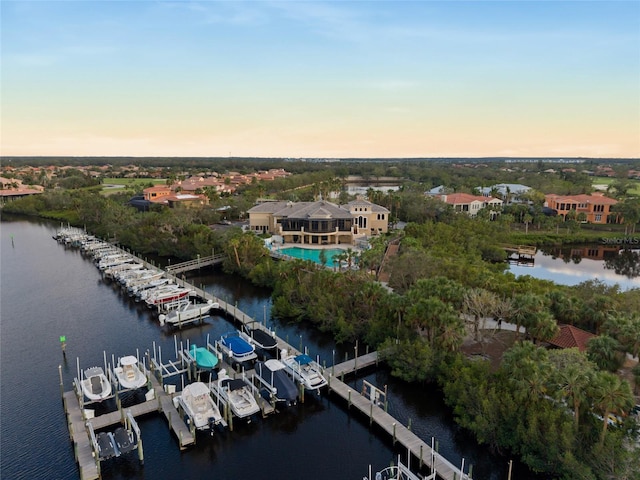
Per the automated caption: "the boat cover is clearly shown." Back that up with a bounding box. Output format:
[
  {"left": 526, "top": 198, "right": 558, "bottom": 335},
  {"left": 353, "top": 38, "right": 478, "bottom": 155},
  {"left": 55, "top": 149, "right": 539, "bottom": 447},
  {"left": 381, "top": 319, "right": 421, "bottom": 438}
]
[
  {"left": 113, "top": 427, "right": 136, "bottom": 454},
  {"left": 294, "top": 354, "right": 314, "bottom": 365},
  {"left": 222, "top": 334, "right": 254, "bottom": 355},
  {"left": 190, "top": 345, "right": 219, "bottom": 369},
  {"left": 96, "top": 432, "right": 117, "bottom": 460},
  {"left": 249, "top": 329, "right": 278, "bottom": 349},
  {"left": 256, "top": 361, "right": 298, "bottom": 403}
]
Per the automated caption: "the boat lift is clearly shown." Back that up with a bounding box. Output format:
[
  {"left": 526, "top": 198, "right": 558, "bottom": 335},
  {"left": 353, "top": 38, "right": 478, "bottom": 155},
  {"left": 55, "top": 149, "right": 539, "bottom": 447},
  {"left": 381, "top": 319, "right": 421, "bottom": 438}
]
[
  {"left": 87, "top": 410, "right": 143, "bottom": 466},
  {"left": 73, "top": 352, "right": 116, "bottom": 409}
]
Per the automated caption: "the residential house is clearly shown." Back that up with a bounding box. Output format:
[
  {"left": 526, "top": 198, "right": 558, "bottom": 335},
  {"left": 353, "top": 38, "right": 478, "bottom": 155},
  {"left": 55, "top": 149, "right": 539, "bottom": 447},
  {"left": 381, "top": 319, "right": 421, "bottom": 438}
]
[
  {"left": 544, "top": 193, "right": 618, "bottom": 224},
  {"left": 545, "top": 324, "right": 596, "bottom": 353},
  {"left": 247, "top": 199, "right": 389, "bottom": 245},
  {"left": 143, "top": 185, "right": 172, "bottom": 203},
  {"left": 477, "top": 183, "right": 531, "bottom": 204},
  {"left": 434, "top": 193, "right": 503, "bottom": 217}
]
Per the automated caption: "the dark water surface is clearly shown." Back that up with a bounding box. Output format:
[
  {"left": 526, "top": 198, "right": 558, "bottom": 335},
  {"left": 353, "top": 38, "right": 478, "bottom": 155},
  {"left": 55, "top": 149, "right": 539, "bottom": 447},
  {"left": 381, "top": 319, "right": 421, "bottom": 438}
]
[{"left": 1, "top": 218, "right": 538, "bottom": 480}]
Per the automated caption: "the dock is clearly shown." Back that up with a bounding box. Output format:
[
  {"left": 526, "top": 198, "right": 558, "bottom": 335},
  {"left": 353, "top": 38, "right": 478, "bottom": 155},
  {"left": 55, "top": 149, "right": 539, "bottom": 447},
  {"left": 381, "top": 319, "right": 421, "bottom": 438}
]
[
  {"left": 57, "top": 233, "right": 473, "bottom": 480},
  {"left": 327, "top": 354, "right": 471, "bottom": 480},
  {"left": 63, "top": 363, "right": 195, "bottom": 480},
  {"left": 502, "top": 244, "right": 537, "bottom": 257},
  {"left": 165, "top": 254, "right": 224, "bottom": 275}
]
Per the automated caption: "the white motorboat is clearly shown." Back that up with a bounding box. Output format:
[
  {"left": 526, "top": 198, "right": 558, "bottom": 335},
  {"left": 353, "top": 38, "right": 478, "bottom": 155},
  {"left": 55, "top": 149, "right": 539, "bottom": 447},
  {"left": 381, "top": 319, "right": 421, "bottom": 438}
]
[
  {"left": 175, "top": 382, "right": 223, "bottom": 431},
  {"left": 158, "top": 300, "right": 218, "bottom": 327},
  {"left": 216, "top": 369, "right": 260, "bottom": 419},
  {"left": 145, "top": 287, "right": 192, "bottom": 307},
  {"left": 281, "top": 350, "right": 327, "bottom": 391},
  {"left": 113, "top": 355, "right": 147, "bottom": 390},
  {"left": 80, "top": 366, "right": 112, "bottom": 401}
]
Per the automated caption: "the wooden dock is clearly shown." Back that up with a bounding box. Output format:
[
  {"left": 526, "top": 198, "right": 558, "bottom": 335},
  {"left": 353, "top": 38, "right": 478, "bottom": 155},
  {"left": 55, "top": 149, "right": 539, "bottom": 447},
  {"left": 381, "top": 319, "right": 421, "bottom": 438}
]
[
  {"left": 165, "top": 254, "right": 224, "bottom": 275},
  {"left": 502, "top": 244, "right": 537, "bottom": 257},
  {"left": 61, "top": 241, "right": 472, "bottom": 479},
  {"left": 63, "top": 391, "right": 100, "bottom": 480},
  {"left": 63, "top": 365, "right": 196, "bottom": 479},
  {"left": 327, "top": 353, "right": 471, "bottom": 480}
]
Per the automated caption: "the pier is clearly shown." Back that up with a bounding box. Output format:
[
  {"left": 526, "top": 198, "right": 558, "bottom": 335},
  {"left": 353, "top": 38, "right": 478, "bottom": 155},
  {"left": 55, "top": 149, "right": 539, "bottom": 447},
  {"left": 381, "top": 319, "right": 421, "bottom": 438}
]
[
  {"left": 502, "top": 244, "right": 537, "bottom": 257},
  {"left": 327, "top": 353, "right": 472, "bottom": 480},
  {"left": 165, "top": 254, "right": 224, "bottom": 275},
  {"left": 62, "top": 361, "right": 195, "bottom": 480}
]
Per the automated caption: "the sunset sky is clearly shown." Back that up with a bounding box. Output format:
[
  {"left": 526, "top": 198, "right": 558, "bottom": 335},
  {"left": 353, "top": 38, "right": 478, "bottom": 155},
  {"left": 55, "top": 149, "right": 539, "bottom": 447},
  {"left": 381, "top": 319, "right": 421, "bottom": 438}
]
[{"left": 2, "top": 1, "right": 639, "bottom": 159}]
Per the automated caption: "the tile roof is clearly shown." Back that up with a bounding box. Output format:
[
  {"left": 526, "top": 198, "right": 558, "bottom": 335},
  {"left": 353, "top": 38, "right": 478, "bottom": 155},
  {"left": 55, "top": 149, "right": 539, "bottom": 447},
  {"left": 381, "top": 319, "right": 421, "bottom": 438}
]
[
  {"left": 344, "top": 199, "right": 390, "bottom": 213},
  {"left": 545, "top": 193, "right": 618, "bottom": 205},
  {"left": 547, "top": 324, "right": 596, "bottom": 352}
]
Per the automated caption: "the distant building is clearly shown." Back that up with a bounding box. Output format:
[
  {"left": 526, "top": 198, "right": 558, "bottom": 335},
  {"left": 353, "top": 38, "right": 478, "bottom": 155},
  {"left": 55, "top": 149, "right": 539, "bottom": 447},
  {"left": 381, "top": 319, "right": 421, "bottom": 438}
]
[
  {"left": 247, "top": 199, "right": 389, "bottom": 245},
  {"left": 544, "top": 193, "right": 619, "bottom": 224},
  {"left": 0, "top": 176, "right": 44, "bottom": 204},
  {"left": 141, "top": 185, "right": 208, "bottom": 207},
  {"left": 143, "top": 185, "right": 172, "bottom": 203},
  {"left": 477, "top": 183, "right": 531, "bottom": 204},
  {"left": 433, "top": 193, "right": 503, "bottom": 217}
]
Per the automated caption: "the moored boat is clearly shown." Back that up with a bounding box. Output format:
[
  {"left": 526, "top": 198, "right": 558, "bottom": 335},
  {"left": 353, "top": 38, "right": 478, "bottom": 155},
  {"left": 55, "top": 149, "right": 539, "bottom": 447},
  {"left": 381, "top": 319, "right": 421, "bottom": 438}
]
[
  {"left": 240, "top": 327, "right": 278, "bottom": 351},
  {"left": 189, "top": 344, "right": 219, "bottom": 370},
  {"left": 174, "top": 381, "right": 223, "bottom": 431},
  {"left": 254, "top": 359, "right": 298, "bottom": 406},
  {"left": 158, "top": 300, "right": 217, "bottom": 327},
  {"left": 216, "top": 369, "right": 260, "bottom": 419},
  {"left": 113, "top": 355, "right": 147, "bottom": 390},
  {"left": 80, "top": 366, "right": 112, "bottom": 401},
  {"left": 218, "top": 331, "right": 257, "bottom": 363},
  {"left": 281, "top": 351, "right": 327, "bottom": 391}
]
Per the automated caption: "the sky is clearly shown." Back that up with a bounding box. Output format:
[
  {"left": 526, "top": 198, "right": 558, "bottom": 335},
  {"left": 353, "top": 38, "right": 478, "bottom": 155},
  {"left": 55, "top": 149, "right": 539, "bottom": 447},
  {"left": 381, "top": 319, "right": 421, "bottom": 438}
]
[{"left": 2, "top": 1, "right": 639, "bottom": 159}]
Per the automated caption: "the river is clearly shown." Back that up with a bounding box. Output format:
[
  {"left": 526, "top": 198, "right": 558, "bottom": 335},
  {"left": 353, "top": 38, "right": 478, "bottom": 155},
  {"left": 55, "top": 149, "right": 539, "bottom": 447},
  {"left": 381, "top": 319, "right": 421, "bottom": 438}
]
[{"left": 1, "top": 217, "right": 540, "bottom": 480}]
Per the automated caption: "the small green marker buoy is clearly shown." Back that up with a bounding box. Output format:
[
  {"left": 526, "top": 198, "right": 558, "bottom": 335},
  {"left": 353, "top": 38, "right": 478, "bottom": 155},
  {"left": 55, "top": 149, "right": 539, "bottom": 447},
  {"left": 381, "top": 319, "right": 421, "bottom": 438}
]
[{"left": 60, "top": 335, "right": 67, "bottom": 356}]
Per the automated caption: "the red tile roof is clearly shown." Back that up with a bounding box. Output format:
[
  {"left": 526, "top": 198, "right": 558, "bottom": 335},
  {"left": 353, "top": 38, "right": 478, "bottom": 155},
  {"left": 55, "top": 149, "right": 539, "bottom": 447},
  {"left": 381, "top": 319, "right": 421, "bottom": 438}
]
[{"left": 547, "top": 324, "right": 596, "bottom": 352}]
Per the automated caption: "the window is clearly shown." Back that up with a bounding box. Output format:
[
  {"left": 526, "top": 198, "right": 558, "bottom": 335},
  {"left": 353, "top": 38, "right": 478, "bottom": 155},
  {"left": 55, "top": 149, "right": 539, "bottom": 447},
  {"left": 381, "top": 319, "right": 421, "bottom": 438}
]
[{"left": 595, "top": 214, "right": 602, "bottom": 222}]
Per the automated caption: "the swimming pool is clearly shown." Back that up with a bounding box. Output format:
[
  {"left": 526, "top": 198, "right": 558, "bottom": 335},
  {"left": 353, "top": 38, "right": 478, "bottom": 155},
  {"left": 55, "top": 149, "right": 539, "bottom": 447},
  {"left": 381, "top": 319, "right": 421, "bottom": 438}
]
[{"left": 277, "top": 247, "right": 347, "bottom": 266}]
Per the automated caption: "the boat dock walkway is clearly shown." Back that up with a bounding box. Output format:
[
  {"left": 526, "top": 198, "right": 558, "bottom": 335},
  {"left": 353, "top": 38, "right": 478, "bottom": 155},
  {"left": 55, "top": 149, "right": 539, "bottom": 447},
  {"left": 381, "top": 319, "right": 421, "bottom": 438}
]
[
  {"left": 326, "top": 353, "right": 470, "bottom": 480},
  {"left": 165, "top": 254, "right": 225, "bottom": 275}
]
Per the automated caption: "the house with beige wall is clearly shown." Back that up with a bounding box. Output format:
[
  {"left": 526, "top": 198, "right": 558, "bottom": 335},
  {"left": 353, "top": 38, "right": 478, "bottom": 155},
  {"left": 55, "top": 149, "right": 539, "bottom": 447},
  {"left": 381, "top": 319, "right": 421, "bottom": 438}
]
[{"left": 247, "top": 199, "right": 389, "bottom": 245}]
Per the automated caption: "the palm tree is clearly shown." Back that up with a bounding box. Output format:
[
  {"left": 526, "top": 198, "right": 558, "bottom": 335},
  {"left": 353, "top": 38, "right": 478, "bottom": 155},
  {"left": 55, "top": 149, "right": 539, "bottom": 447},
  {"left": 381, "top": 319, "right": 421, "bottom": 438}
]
[
  {"left": 590, "top": 370, "right": 634, "bottom": 445},
  {"left": 556, "top": 363, "right": 592, "bottom": 429},
  {"left": 502, "top": 341, "right": 551, "bottom": 405},
  {"left": 587, "top": 335, "right": 624, "bottom": 372}
]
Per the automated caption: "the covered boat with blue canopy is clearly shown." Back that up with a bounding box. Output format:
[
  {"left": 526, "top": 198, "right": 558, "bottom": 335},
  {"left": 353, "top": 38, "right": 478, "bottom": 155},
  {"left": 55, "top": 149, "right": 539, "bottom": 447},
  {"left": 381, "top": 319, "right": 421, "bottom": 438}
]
[{"left": 218, "top": 331, "right": 257, "bottom": 362}]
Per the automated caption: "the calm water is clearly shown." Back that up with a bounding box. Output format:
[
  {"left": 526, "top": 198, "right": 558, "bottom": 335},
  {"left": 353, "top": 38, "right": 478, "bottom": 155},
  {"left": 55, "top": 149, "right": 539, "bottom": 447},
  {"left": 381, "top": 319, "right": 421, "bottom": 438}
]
[
  {"left": 1, "top": 217, "right": 539, "bottom": 480},
  {"left": 509, "top": 245, "right": 640, "bottom": 290},
  {"left": 278, "top": 247, "right": 347, "bottom": 266}
]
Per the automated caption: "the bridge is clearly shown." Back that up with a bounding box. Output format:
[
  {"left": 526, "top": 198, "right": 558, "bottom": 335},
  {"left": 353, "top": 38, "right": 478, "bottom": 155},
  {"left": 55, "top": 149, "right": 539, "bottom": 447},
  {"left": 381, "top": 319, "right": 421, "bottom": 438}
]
[{"left": 165, "top": 254, "right": 225, "bottom": 274}]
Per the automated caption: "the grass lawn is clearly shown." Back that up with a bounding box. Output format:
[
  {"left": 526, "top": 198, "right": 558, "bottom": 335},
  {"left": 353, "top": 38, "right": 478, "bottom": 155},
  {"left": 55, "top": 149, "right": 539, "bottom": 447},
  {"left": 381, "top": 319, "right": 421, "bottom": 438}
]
[
  {"left": 102, "top": 177, "right": 166, "bottom": 186},
  {"left": 592, "top": 176, "right": 640, "bottom": 195},
  {"left": 101, "top": 177, "right": 166, "bottom": 195}
]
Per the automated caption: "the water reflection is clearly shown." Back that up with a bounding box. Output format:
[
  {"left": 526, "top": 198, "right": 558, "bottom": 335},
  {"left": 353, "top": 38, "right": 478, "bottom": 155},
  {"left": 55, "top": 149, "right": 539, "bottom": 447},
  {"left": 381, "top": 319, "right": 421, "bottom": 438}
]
[
  {"left": 510, "top": 244, "right": 640, "bottom": 290},
  {"left": 604, "top": 248, "right": 640, "bottom": 278}
]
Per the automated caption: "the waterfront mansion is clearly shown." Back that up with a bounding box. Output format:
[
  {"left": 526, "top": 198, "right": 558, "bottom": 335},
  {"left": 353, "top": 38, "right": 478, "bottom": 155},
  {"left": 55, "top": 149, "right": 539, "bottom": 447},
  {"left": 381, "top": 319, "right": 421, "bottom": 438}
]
[{"left": 247, "top": 199, "right": 389, "bottom": 245}]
